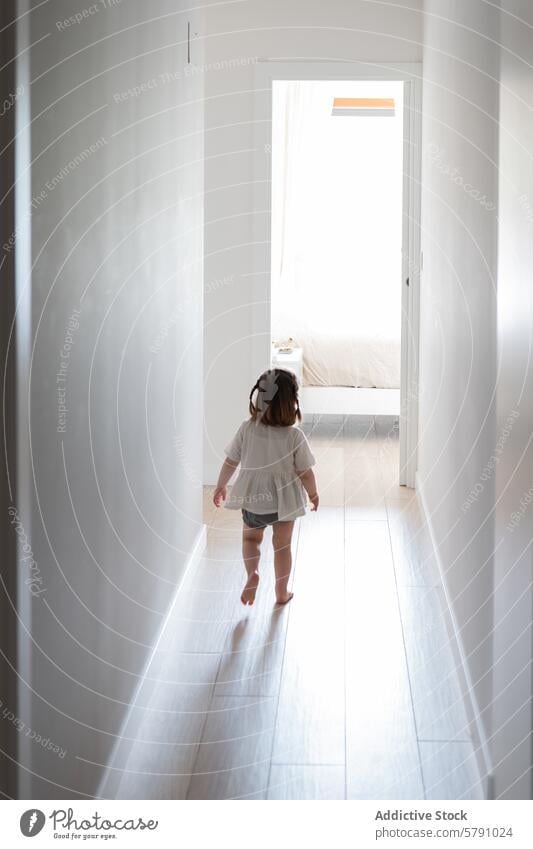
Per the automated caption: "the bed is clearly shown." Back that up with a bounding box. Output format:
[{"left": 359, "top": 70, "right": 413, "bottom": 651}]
[{"left": 273, "top": 331, "right": 401, "bottom": 416}]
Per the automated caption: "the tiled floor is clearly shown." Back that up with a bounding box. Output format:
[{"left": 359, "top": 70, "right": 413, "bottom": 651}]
[{"left": 103, "top": 416, "right": 484, "bottom": 800}]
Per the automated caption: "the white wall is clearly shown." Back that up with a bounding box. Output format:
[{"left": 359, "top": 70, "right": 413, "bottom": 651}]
[
  {"left": 203, "top": 0, "right": 423, "bottom": 482},
  {"left": 0, "top": 0, "right": 19, "bottom": 800},
  {"left": 420, "top": 0, "right": 533, "bottom": 798},
  {"left": 492, "top": 0, "right": 533, "bottom": 801},
  {"left": 418, "top": 0, "right": 500, "bottom": 782},
  {"left": 22, "top": 0, "right": 204, "bottom": 798}
]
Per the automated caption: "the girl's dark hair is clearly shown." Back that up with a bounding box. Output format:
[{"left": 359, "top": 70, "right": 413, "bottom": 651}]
[{"left": 249, "top": 368, "right": 301, "bottom": 427}]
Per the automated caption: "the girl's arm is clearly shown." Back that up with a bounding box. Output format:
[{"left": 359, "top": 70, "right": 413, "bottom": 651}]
[
  {"left": 297, "top": 467, "right": 319, "bottom": 511},
  {"left": 213, "top": 458, "right": 239, "bottom": 507}
]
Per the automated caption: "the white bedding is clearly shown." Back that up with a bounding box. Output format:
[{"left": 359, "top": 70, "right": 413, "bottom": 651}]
[{"left": 295, "top": 331, "right": 401, "bottom": 389}]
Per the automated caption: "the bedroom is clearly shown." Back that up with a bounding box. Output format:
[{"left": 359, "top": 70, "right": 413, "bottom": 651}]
[
  {"left": 266, "top": 71, "right": 421, "bottom": 486},
  {"left": 271, "top": 78, "right": 402, "bottom": 400}
]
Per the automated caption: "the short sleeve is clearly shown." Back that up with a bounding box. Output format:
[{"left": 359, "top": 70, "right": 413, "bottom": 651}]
[
  {"left": 293, "top": 428, "right": 316, "bottom": 472},
  {"left": 224, "top": 422, "right": 246, "bottom": 463}
]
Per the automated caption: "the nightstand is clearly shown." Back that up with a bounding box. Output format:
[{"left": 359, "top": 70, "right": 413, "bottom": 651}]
[{"left": 271, "top": 345, "right": 303, "bottom": 385}]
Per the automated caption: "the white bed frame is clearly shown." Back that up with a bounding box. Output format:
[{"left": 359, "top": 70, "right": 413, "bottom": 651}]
[{"left": 300, "top": 385, "right": 400, "bottom": 416}]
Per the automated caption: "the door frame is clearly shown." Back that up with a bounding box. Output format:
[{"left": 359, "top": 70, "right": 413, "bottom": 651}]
[
  {"left": 251, "top": 61, "right": 422, "bottom": 488},
  {"left": 0, "top": 0, "right": 23, "bottom": 799}
]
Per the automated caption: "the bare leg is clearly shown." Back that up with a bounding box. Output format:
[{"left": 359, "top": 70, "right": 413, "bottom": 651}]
[
  {"left": 272, "top": 521, "right": 295, "bottom": 604},
  {"left": 241, "top": 525, "right": 264, "bottom": 605}
]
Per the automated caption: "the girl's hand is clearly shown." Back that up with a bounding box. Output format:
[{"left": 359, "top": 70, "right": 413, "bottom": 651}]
[
  {"left": 309, "top": 492, "right": 319, "bottom": 512},
  {"left": 213, "top": 486, "right": 227, "bottom": 508}
]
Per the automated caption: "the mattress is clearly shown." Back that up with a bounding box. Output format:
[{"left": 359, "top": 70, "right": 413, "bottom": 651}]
[{"left": 297, "top": 331, "right": 401, "bottom": 389}]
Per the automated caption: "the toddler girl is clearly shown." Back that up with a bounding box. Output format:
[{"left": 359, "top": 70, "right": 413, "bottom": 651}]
[{"left": 213, "top": 368, "right": 319, "bottom": 606}]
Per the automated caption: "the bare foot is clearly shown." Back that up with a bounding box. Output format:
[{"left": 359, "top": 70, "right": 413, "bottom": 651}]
[
  {"left": 275, "top": 591, "right": 294, "bottom": 606},
  {"left": 241, "top": 571, "right": 260, "bottom": 605}
]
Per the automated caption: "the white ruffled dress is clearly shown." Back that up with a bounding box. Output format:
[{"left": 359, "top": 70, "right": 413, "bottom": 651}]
[{"left": 224, "top": 419, "right": 316, "bottom": 521}]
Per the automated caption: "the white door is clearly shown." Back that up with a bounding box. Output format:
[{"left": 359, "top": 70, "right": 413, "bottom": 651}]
[{"left": 399, "top": 80, "right": 421, "bottom": 487}]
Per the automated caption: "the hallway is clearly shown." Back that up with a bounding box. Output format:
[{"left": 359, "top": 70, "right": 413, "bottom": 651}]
[
  {"left": 100, "top": 417, "right": 483, "bottom": 800},
  {"left": 3, "top": 0, "right": 533, "bottom": 808}
]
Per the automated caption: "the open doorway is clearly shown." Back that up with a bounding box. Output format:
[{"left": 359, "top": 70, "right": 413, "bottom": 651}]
[
  {"left": 252, "top": 65, "right": 421, "bottom": 488},
  {"left": 271, "top": 79, "right": 403, "bottom": 412}
]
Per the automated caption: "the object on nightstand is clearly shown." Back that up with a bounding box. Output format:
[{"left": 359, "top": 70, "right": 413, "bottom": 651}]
[{"left": 276, "top": 336, "right": 295, "bottom": 353}]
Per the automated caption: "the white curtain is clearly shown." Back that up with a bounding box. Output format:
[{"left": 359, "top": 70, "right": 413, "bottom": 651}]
[{"left": 271, "top": 80, "right": 404, "bottom": 387}]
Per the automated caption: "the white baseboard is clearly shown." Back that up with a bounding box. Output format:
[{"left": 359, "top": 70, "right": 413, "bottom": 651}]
[
  {"left": 97, "top": 523, "right": 207, "bottom": 799},
  {"left": 415, "top": 472, "right": 493, "bottom": 798}
]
